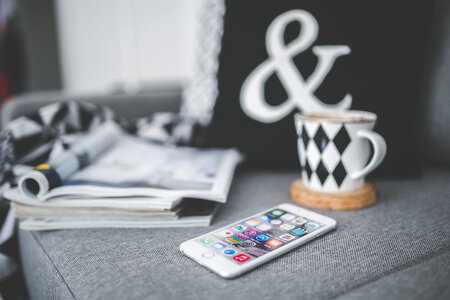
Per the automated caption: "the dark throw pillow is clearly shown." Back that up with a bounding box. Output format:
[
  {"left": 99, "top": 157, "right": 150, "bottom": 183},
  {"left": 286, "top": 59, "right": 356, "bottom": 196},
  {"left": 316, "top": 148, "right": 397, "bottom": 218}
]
[{"left": 200, "top": 0, "right": 433, "bottom": 176}]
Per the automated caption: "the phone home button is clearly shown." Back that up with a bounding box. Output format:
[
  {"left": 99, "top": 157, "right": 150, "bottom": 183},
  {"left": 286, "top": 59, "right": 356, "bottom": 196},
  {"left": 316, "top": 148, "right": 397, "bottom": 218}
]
[{"left": 202, "top": 252, "right": 215, "bottom": 259}]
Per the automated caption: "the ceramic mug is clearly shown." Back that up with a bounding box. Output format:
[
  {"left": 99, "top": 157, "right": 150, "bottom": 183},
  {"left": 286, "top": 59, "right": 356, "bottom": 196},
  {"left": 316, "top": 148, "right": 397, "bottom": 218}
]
[{"left": 294, "top": 111, "right": 387, "bottom": 193}]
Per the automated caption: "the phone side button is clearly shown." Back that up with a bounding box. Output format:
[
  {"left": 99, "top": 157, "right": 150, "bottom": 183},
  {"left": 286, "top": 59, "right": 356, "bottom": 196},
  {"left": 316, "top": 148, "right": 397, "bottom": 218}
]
[{"left": 202, "top": 252, "right": 215, "bottom": 259}]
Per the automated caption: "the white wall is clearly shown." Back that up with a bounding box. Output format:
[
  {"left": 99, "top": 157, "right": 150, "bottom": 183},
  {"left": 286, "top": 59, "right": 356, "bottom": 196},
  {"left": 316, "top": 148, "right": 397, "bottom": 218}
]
[{"left": 55, "top": 0, "right": 201, "bottom": 93}]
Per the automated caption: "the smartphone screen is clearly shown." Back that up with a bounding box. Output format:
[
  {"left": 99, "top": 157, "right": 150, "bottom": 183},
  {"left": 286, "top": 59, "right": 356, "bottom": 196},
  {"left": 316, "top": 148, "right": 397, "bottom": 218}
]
[{"left": 194, "top": 207, "right": 325, "bottom": 264}]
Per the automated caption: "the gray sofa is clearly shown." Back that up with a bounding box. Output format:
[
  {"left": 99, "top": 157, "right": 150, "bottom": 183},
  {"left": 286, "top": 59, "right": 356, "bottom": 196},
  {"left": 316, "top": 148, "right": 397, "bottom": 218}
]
[
  {"left": 3, "top": 1, "right": 450, "bottom": 298},
  {"left": 4, "top": 88, "right": 449, "bottom": 299},
  {"left": 15, "top": 164, "right": 450, "bottom": 300}
]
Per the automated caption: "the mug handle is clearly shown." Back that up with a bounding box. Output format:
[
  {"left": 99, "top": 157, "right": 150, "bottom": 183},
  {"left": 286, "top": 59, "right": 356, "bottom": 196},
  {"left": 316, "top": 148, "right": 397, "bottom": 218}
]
[{"left": 350, "top": 130, "right": 387, "bottom": 180}]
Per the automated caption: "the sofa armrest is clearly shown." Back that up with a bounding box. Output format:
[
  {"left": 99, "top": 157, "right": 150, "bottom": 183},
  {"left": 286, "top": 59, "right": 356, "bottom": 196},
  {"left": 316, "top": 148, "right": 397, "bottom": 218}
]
[{"left": 1, "top": 83, "right": 182, "bottom": 128}]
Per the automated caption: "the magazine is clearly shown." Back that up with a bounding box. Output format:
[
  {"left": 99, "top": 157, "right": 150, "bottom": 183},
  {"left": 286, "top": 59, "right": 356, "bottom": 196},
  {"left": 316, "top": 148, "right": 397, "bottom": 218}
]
[
  {"left": 16, "top": 200, "right": 220, "bottom": 230},
  {"left": 20, "top": 134, "right": 242, "bottom": 203},
  {"left": 4, "top": 189, "right": 183, "bottom": 210},
  {"left": 3, "top": 127, "right": 242, "bottom": 230}
]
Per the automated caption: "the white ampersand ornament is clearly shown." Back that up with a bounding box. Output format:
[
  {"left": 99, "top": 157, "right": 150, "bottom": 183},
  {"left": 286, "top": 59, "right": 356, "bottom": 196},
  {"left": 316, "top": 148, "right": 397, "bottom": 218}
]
[{"left": 240, "top": 9, "right": 352, "bottom": 123}]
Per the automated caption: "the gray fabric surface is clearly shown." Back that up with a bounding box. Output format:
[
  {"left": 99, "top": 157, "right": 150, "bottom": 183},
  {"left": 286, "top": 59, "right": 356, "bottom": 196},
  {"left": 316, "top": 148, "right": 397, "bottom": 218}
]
[
  {"left": 418, "top": 0, "right": 450, "bottom": 165},
  {"left": 19, "top": 166, "right": 450, "bottom": 300},
  {"left": 0, "top": 253, "right": 17, "bottom": 281},
  {"left": 20, "top": 230, "right": 75, "bottom": 300},
  {"left": 335, "top": 250, "right": 450, "bottom": 300}
]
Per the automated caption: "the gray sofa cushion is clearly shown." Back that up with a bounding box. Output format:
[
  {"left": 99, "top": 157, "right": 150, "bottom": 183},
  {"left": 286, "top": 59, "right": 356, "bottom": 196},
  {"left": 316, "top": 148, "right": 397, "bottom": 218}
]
[
  {"left": 19, "top": 232, "right": 74, "bottom": 300},
  {"left": 0, "top": 253, "right": 17, "bottom": 282},
  {"left": 19, "top": 166, "right": 450, "bottom": 300},
  {"left": 335, "top": 250, "right": 450, "bottom": 300}
]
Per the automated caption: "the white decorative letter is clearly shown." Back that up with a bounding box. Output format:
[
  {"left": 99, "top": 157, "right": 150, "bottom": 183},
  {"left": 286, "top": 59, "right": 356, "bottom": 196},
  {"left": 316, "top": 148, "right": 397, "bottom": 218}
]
[{"left": 240, "top": 9, "right": 352, "bottom": 123}]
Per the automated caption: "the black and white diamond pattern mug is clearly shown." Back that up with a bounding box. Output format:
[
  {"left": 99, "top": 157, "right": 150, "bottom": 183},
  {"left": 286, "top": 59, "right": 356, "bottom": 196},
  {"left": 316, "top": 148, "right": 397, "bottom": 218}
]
[{"left": 294, "top": 111, "right": 387, "bottom": 193}]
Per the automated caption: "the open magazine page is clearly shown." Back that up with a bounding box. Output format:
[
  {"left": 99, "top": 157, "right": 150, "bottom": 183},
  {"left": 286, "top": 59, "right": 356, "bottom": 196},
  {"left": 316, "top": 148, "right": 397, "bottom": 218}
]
[
  {"left": 40, "top": 135, "right": 242, "bottom": 203},
  {"left": 3, "top": 188, "right": 183, "bottom": 210}
]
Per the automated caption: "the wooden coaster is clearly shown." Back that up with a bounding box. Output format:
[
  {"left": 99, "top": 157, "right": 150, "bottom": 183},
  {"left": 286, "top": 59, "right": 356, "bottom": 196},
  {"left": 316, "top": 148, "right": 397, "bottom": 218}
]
[{"left": 290, "top": 179, "right": 376, "bottom": 210}]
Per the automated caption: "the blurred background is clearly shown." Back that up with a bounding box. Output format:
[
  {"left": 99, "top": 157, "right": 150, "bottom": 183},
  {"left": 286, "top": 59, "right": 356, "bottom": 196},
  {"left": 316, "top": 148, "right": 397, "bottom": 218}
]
[
  {"left": 1, "top": 1, "right": 204, "bottom": 298},
  {"left": 1, "top": 0, "right": 202, "bottom": 100},
  {"left": 0, "top": 0, "right": 449, "bottom": 299}
]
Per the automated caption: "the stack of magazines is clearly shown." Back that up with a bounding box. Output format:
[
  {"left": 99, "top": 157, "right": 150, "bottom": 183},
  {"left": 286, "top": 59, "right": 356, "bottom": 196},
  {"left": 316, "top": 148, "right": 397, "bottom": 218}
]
[{"left": 3, "top": 123, "right": 242, "bottom": 230}]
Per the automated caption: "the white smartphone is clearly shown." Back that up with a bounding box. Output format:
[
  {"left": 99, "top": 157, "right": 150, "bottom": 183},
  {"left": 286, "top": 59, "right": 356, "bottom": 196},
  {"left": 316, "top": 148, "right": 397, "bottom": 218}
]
[{"left": 180, "top": 203, "right": 336, "bottom": 278}]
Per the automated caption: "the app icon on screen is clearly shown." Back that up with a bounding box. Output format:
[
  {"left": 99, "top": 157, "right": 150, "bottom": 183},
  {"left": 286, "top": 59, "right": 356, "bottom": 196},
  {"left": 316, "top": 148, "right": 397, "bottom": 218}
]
[
  {"left": 269, "top": 209, "right": 285, "bottom": 217},
  {"left": 240, "top": 240, "right": 256, "bottom": 248},
  {"left": 281, "top": 213, "right": 295, "bottom": 221},
  {"left": 292, "top": 228, "right": 307, "bottom": 236},
  {"left": 217, "top": 230, "right": 233, "bottom": 237},
  {"left": 280, "top": 223, "right": 295, "bottom": 231},
  {"left": 199, "top": 237, "right": 216, "bottom": 244},
  {"left": 211, "top": 242, "right": 227, "bottom": 250},
  {"left": 243, "top": 229, "right": 259, "bottom": 237},
  {"left": 233, "top": 254, "right": 251, "bottom": 263},
  {"left": 268, "top": 228, "right": 285, "bottom": 237},
  {"left": 256, "top": 224, "right": 272, "bottom": 231},
  {"left": 304, "top": 222, "right": 320, "bottom": 231},
  {"left": 245, "top": 219, "right": 260, "bottom": 226},
  {"left": 258, "top": 215, "right": 272, "bottom": 222},
  {"left": 293, "top": 218, "right": 307, "bottom": 225},
  {"left": 223, "top": 249, "right": 237, "bottom": 255},
  {"left": 266, "top": 240, "right": 283, "bottom": 248},
  {"left": 228, "top": 235, "right": 246, "bottom": 244},
  {"left": 280, "top": 234, "right": 295, "bottom": 241},
  {"left": 255, "top": 234, "right": 270, "bottom": 242},
  {"left": 270, "top": 219, "right": 282, "bottom": 225},
  {"left": 232, "top": 225, "right": 247, "bottom": 232}
]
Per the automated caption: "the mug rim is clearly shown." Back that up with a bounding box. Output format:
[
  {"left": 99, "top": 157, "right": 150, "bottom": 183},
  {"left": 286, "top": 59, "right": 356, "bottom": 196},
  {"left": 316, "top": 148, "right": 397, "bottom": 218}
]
[{"left": 294, "top": 110, "right": 377, "bottom": 124}]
